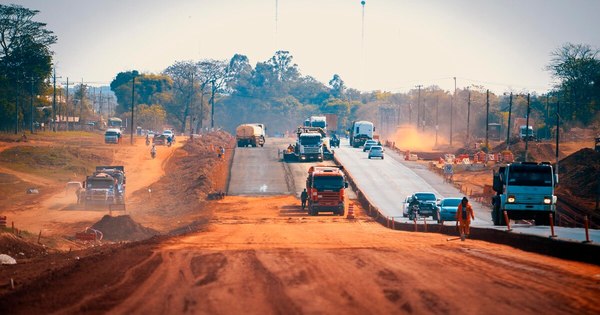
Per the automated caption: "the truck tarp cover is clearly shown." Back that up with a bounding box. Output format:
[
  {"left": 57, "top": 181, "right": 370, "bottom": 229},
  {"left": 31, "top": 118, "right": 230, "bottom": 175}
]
[{"left": 236, "top": 124, "right": 262, "bottom": 137}]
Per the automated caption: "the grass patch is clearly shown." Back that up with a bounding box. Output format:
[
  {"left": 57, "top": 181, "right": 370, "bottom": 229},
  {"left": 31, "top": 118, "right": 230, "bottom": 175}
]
[{"left": 0, "top": 145, "right": 113, "bottom": 181}]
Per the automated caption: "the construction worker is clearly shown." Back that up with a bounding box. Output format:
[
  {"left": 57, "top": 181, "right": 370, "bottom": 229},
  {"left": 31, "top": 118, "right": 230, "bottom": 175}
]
[
  {"left": 300, "top": 188, "right": 308, "bottom": 210},
  {"left": 218, "top": 146, "right": 225, "bottom": 159},
  {"left": 455, "top": 197, "right": 475, "bottom": 241}
]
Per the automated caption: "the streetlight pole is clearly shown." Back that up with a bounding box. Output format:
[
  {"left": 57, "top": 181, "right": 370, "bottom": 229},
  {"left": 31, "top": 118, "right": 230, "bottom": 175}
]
[
  {"left": 451, "top": 77, "right": 456, "bottom": 147},
  {"left": 524, "top": 93, "right": 530, "bottom": 161},
  {"left": 416, "top": 84, "right": 422, "bottom": 129},
  {"left": 435, "top": 95, "right": 439, "bottom": 147},
  {"left": 130, "top": 75, "right": 136, "bottom": 145},
  {"left": 485, "top": 89, "right": 490, "bottom": 150},
  {"left": 30, "top": 76, "right": 34, "bottom": 134},
  {"left": 506, "top": 92, "right": 513, "bottom": 151},
  {"left": 466, "top": 87, "right": 471, "bottom": 145},
  {"left": 210, "top": 80, "right": 215, "bottom": 129}
]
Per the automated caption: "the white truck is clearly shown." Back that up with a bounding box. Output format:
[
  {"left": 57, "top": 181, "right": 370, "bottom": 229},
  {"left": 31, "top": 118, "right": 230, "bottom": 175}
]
[
  {"left": 349, "top": 120, "right": 374, "bottom": 148},
  {"left": 236, "top": 124, "right": 265, "bottom": 147},
  {"left": 491, "top": 162, "right": 557, "bottom": 226},
  {"left": 309, "top": 116, "right": 327, "bottom": 130},
  {"left": 519, "top": 125, "right": 535, "bottom": 141}
]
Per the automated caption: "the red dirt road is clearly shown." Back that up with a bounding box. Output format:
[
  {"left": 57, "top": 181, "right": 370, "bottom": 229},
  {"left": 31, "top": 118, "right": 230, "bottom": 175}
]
[{"left": 18, "top": 195, "right": 595, "bottom": 315}]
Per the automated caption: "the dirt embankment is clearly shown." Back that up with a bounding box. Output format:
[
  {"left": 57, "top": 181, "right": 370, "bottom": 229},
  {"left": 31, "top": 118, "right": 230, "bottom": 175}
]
[
  {"left": 126, "top": 131, "right": 235, "bottom": 233},
  {"left": 0, "top": 131, "right": 234, "bottom": 299}
]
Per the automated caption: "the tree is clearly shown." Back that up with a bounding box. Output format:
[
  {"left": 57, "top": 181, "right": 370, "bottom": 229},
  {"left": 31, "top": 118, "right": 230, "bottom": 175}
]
[
  {"left": 135, "top": 104, "right": 167, "bottom": 131},
  {"left": 547, "top": 43, "right": 600, "bottom": 125},
  {"left": 329, "top": 74, "right": 346, "bottom": 99},
  {"left": 163, "top": 61, "right": 197, "bottom": 132},
  {"left": 0, "top": 4, "right": 56, "bottom": 132}
]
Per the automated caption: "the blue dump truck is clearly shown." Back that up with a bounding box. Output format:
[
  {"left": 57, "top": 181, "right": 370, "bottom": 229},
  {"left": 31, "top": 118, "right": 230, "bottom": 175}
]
[{"left": 492, "top": 162, "right": 557, "bottom": 226}]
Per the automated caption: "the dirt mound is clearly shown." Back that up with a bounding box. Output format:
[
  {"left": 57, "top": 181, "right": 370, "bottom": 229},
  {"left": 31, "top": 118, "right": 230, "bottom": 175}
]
[
  {"left": 128, "top": 131, "right": 235, "bottom": 232},
  {"left": 91, "top": 215, "right": 158, "bottom": 242},
  {"left": 557, "top": 148, "right": 600, "bottom": 199},
  {"left": 0, "top": 232, "right": 47, "bottom": 259}
]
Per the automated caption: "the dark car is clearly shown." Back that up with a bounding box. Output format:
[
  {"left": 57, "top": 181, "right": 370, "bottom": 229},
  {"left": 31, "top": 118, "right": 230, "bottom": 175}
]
[{"left": 408, "top": 192, "right": 439, "bottom": 220}]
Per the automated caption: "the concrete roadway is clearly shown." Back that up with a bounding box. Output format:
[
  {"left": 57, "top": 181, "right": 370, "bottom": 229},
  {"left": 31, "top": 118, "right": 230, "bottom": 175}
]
[{"left": 334, "top": 138, "right": 600, "bottom": 243}]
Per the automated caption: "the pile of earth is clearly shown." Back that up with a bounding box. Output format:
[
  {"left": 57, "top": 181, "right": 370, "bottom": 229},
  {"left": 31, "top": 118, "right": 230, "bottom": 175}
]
[
  {"left": 556, "top": 148, "right": 600, "bottom": 199},
  {"left": 0, "top": 232, "right": 48, "bottom": 259},
  {"left": 129, "top": 131, "right": 235, "bottom": 228},
  {"left": 91, "top": 215, "right": 158, "bottom": 242}
]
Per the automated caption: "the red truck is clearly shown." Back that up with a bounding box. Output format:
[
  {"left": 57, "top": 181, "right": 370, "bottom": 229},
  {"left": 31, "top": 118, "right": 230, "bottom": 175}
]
[{"left": 306, "top": 165, "right": 348, "bottom": 216}]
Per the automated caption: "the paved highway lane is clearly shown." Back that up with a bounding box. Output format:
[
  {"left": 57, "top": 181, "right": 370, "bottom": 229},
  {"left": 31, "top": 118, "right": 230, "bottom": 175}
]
[
  {"left": 228, "top": 139, "right": 291, "bottom": 195},
  {"left": 335, "top": 139, "right": 600, "bottom": 243},
  {"left": 334, "top": 139, "right": 491, "bottom": 223}
]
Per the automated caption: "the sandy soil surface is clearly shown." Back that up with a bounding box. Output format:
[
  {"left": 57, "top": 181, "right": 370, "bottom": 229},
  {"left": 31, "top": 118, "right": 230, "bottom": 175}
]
[
  {"left": 0, "top": 137, "right": 182, "bottom": 247},
  {"left": 2, "top": 195, "right": 599, "bottom": 314}
]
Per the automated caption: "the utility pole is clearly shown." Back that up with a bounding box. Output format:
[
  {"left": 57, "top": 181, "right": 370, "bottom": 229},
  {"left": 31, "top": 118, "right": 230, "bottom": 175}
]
[
  {"left": 15, "top": 79, "right": 19, "bottom": 134},
  {"left": 52, "top": 67, "right": 57, "bottom": 132},
  {"left": 466, "top": 88, "right": 471, "bottom": 145},
  {"left": 451, "top": 77, "right": 456, "bottom": 147},
  {"left": 435, "top": 95, "right": 439, "bottom": 147},
  {"left": 485, "top": 89, "right": 490, "bottom": 150},
  {"left": 189, "top": 72, "right": 195, "bottom": 135},
  {"left": 65, "top": 77, "right": 70, "bottom": 130},
  {"left": 30, "top": 77, "right": 34, "bottom": 134},
  {"left": 524, "top": 93, "right": 530, "bottom": 161},
  {"left": 130, "top": 75, "right": 136, "bottom": 145},
  {"left": 79, "top": 78, "right": 84, "bottom": 126},
  {"left": 555, "top": 101, "right": 560, "bottom": 183},
  {"left": 506, "top": 92, "right": 513, "bottom": 150},
  {"left": 210, "top": 80, "right": 216, "bottom": 128},
  {"left": 416, "top": 85, "right": 422, "bottom": 129}
]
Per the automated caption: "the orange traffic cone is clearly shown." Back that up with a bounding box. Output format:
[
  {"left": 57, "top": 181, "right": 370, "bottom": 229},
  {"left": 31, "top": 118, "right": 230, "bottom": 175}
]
[{"left": 346, "top": 204, "right": 355, "bottom": 219}]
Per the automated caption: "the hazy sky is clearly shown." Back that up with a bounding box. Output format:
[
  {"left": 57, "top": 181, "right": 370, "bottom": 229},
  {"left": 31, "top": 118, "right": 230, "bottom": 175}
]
[{"left": 7, "top": 0, "right": 600, "bottom": 93}]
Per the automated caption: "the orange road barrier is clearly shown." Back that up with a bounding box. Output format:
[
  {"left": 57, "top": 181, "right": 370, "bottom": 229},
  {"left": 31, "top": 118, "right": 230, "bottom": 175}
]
[
  {"left": 549, "top": 213, "right": 557, "bottom": 238},
  {"left": 346, "top": 204, "right": 355, "bottom": 219},
  {"left": 583, "top": 216, "right": 592, "bottom": 243},
  {"left": 503, "top": 211, "right": 512, "bottom": 232},
  {"left": 0, "top": 216, "right": 6, "bottom": 227}
]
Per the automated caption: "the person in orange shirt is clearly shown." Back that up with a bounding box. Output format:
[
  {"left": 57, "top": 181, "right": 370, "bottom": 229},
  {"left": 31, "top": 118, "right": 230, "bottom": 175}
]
[{"left": 455, "top": 197, "right": 475, "bottom": 241}]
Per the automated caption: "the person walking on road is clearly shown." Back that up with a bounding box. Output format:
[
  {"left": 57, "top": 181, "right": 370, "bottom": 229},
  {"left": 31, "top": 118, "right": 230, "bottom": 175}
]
[
  {"left": 300, "top": 189, "right": 308, "bottom": 210},
  {"left": 456, "top": 197, "right": 475, "bottom": 241}
]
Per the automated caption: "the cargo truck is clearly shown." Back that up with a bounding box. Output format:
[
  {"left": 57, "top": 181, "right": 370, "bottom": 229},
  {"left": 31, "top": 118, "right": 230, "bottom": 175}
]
[
  {"left": 349, "top": 121, "right": 374, "bottom": 148},
  {"left": 306, "top": 166, "right": 348, "bottom": 216},
  {"left": 236, "top": 124, "right": 265, "bottom": 147},
  {"left": 491, "top": 162, "right": 557, "bottom": 225}
]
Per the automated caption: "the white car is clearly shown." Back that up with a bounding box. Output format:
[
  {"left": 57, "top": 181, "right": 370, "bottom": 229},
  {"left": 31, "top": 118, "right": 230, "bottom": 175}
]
[
  {"left": 363, "top": 140, "right": 378, "bottom": 152},
  {"left": 368, "top": 145, "right": 384, "bottom": 159},
  {"left": 162, "top": 130, "right": 175, "bottom": 141},
  {"left": 402, "top": 195, "right": 413, "bottom": 217}
]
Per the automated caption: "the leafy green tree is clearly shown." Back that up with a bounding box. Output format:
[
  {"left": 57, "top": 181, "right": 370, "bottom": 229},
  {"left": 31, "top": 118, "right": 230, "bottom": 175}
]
[
  {"left": 329, "top": 74, "right": 346, "bottom": 99},
  {"left": 135, "top": 104, "right": 167, "bottom": 131},
  {"left": 547, "top": 43, "right": 600, "bottom": 125},
  {"left": 0, "top": 4, "right": 56, "bottom": 132}
]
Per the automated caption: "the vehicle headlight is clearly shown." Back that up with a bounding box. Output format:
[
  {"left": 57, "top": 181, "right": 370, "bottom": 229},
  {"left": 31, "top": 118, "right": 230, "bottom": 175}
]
[
  {"left": 543, "top": 197, "right": 552, "bottom": 204},
  {"left": 507, "top": 196, "right": 516, "bottom": 203}
]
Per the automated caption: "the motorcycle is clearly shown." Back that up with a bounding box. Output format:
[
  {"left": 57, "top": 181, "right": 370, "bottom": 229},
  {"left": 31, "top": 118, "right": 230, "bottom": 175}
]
[
  {"left": 145, "top": 138, "right": 150, "bottom": 146},
  {"left": 151, "top": 149, "right": 156, "bottom": 159},
  {"left": 408, "top": 204, "right": 420, "bottom": 221}
]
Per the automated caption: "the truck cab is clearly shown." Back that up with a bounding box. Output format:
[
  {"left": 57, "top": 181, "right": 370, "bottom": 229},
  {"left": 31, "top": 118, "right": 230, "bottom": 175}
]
[
  {"left": 104, "top": 128, "right": 121, "bottom": 144},
  {"left": 492, "top": 162, "right": 557, "bottom": 225},
  {"left": 298, "top": 132, "right": 323, "bottom": 161},
  {"left": 350, "top": 121, "right": 374, "bottom": 148},
  {"left": 306, "top": 166, "right": 348, "bottom": 216}
]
